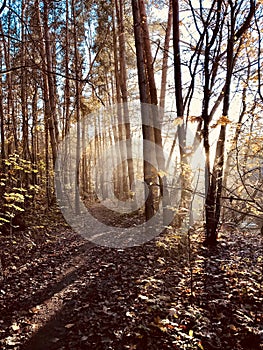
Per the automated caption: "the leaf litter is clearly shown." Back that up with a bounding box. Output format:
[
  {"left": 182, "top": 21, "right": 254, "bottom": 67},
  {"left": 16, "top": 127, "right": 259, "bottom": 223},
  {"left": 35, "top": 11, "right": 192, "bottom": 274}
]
[{"left": 0, "top": 205, "right": 262, "bottom": 349}]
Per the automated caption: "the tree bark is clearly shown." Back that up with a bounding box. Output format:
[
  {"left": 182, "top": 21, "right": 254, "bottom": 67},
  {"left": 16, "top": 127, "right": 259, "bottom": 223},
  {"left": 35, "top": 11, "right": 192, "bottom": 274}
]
[
  {"left": 115, "top": 0, "right": 135, "bottom": 201},
  {"left": 159, "top": 0, "right": 172, "bottom": 118},
  {"left": 131, "top": 0, "right": 155, "bottom": 220},
  {"left": 204, "top": 0, "right": 255, "bottom": 245},
  {"left": 42, "top": 0, "right": 58, "bottom": 166},
  {"left": 72, "top": 0, "right": 81, "bottom": 214},
  {"left": 172, "top": 0, "right": 191, "bottom": 227}
]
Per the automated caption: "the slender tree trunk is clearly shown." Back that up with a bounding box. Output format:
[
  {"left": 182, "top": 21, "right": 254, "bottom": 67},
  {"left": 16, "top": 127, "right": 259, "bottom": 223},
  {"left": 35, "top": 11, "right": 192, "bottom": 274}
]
[
  {"left": 42, "top": 0, "right": 58, "bottom": 166},
  {"left": 61, "top": 0, "right": 71, "bottom": 188},
  {"left": 138, "top": 0, "right": 157, "bottom": 105},
  {"left": 172, "top": 0, "right": 191, "bottom": 227},
  {"left": 72, "top": 0, "right": 81, "bottom": 214},
  {"left": 31, "top": 86, "right": 38, "bottom": 187},
  {"left": 21, "top": 0, "right": 30, "bottom": 163},
  {"left": 115, "top": 0, "right": 135, "bottom": 200},
  {"left": 159, "top": 0, "right": 172, "bottom": 118},
  {"left": 112, "top": 8, "right": 129, "bottom": 199},
  {"left": 0, "top": 68, "right": 5, "bottom": 165},
  {"left": 204, "top": 0, "right": 255, "bottom": 245},
  {"left": 34, "top": 0, "right": 53, "bottom": 205},
  {"left": 205, "top": 31, "right": 234, "bottom": 244},
  {"left": 64, "top": 0, "right": 70, "bottom": 139},
  {"left": 0, "top": 19, "right": 18, "bottom": 152}
]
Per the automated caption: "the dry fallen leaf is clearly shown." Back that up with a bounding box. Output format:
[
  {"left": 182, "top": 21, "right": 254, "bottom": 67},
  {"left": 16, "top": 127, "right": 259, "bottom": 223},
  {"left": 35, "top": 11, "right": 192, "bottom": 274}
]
[
  {"left": 11, "top": 323, "right": 20, "bottom": 332},
  {"left": 65, "top": 323, "right": 75, "bottom": 329},
  {"left": 229, "top": 324, "right": 237, "bottom": 331}
]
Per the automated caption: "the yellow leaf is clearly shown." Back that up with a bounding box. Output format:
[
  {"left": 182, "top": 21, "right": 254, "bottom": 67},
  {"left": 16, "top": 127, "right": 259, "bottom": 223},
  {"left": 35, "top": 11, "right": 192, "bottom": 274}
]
[
  {"left": 211, "top": 115, "right": 231, "bottom": 128},
  {"left": 218, "top": 115, "right": 231, "bottom": 125},
  {"left": 188, "top": 116, "right": 203, "bottom": 123},
  {"left": 252, "top": 144, "right": 261, "bottom": 153},
  {"left": 173, "top": 117, "right": 184, "bottom": 126}
]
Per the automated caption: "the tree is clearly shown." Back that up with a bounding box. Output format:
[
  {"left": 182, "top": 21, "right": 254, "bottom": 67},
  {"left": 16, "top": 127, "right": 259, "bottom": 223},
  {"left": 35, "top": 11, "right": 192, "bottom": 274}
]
[
  {"left": 204, "top": 0, "right": 256, "bottom": 245},
  {"left": 171, "top": 0, "right": 257, "bottom": 245},
  {"left": 115, "top": 0, "right": 135, "bottom": 201}
]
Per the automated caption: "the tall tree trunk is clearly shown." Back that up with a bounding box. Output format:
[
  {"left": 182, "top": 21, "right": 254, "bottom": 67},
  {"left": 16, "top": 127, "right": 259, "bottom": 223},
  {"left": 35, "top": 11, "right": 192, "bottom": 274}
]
[
  {"left": 31, "top": 86, "right": 38, "bottom": 187},
  {"left": 205, "top": 0, "right": 255, "bottom": 245},
  {"left": 139, "top": 0, "right": 172, "bottom": 223},
  {"left": 205, "top": 24, "right": 234, "bottom": 244},
  {"left": 21, "top": 0, "right": 30, "bottom": 162},
  {"left": 34, "top": 0, "right": 52, "bottom": 205},
  {"left": 0, "top": 64, "right": 5, "bottom": 166},
  {"left": 159, "top": 0, "right": 172, "bottom": 118},
  {"left": 62, "top": 0, "right": 71, "bottom": 188},
  {"left": 131, "top": 0, "right": 155, "bottom": 220},
  {"left": 42, "top": 0, "right": 58, "bottom": 166},
  {"left": 0, "top": 19, "right": 18, "bottom": 152},
  {"left": 172, "top": 0, "right": 191, "bottom": 227},
  {"left": 72, "top": 0, "right": 81, "bottom": 214},
  {"left": 115, "top": 0, "right": 135, "bottom": 201},
  {"left": 63, "top": 0, "right": 70, "bottom": 139},
  {"left": 112, "top": 7, "right": 129, "bottom": 199}
]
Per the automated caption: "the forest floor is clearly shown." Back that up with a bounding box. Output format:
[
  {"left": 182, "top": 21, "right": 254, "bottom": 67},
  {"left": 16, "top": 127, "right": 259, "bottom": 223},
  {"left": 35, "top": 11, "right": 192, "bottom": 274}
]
[{"left": 0, "top": 202, "right": 262, "bottom": 350}]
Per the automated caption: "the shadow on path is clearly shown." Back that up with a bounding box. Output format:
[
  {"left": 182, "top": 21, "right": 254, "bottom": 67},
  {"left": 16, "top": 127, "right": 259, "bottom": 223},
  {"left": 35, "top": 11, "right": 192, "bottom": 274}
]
[{"left": 194, "top": 229, "right": 262, "bottom": 350}]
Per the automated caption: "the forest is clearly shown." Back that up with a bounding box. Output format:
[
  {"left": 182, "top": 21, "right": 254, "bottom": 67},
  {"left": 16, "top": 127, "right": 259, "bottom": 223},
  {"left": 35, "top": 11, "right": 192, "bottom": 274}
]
[{"left": 0, "top": 0, "right": 262, "bottom": 349}]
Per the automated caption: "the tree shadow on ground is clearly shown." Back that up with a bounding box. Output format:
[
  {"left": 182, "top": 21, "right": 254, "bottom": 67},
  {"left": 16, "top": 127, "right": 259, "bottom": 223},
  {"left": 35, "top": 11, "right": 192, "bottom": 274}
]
[
  {"left": 194, "top": 230, "right": 262, "bottom": 350},
  {"left": 1, "top": 223, "right": 262, "bottom": 350},
  {"left": 0, "top": 231, "right": 93, "bottom": 340},
  {"left": 19, "top": 240, "right": 184, "bottom": 350}
]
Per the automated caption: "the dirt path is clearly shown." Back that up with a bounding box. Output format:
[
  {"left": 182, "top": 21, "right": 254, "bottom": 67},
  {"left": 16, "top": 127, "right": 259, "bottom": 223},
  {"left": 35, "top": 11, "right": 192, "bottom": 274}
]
[{"left": 0, "top": 205, "right": 262, "bottom": 349}]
